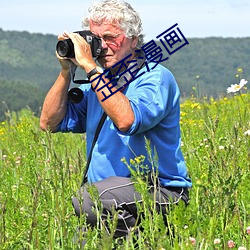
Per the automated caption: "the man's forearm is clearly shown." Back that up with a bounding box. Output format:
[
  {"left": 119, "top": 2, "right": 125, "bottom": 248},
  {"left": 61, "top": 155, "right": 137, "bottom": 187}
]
[
  {"left": 40, "top": 70, "right": 71, "bottom": 132},
  {"left": 90, "top": 75, "right": 135, "bottom": 132}
]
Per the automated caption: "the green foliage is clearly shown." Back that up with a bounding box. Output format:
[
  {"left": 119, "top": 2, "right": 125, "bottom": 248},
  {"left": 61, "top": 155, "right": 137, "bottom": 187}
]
[
  {"left": 161, "top": 37, "right": 250, "bottom": 99},
  {"left": 0, "top": 29, "right": 61, "bottom": 121},
  {"left": 0, "top": 29, "right": 60, "bottom": 113},
  {"left": 0, "top": 79, "right": 46, "bottom": 121},
  {"left": 0, "top": 29, "right": 250, "bottom": 120},
  {"left": 0, "top": 29, "right": 60, "bottom": 89},
  {"left": 0, "top": 109, "right": 85, "bottom": 249},
  {"left": 0, "top": 93, "right": 249, "bottom": 249}
]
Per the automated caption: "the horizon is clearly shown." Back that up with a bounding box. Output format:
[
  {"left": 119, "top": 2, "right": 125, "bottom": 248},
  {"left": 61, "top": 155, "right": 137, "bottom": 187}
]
[{"left": 1, "top": 27, "right": 250, "bottom": 41}]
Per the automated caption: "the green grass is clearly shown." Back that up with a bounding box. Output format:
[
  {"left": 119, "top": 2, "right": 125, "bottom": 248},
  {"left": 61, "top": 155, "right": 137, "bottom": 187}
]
[{"left": 0, "top": 93, "right": 249, "bottom": 249}]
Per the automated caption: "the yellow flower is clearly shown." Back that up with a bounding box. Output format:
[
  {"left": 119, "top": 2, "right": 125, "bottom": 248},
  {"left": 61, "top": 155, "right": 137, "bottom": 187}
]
[
  {"left": 237, "top": 67, "right": 243, "bottom": 73},
  {"left": 130, "top": 159, "right": 135, "bottom": 165},
  {"left": 135, "top": 157, "right": 141, "bottom": 164},
  {"left": 191, "top": 103, "right": 201, "bottom": 109}
]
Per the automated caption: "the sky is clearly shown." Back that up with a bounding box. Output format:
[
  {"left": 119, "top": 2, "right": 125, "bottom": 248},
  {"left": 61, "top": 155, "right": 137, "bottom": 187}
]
[{"left": 0, "top": 0, "right": 250, "bottom": 41}]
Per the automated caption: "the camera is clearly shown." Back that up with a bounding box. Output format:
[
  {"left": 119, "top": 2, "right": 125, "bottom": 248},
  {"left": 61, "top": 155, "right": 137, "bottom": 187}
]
[{"left": 56, "top": 30, "right": 102, "bottom": 58}]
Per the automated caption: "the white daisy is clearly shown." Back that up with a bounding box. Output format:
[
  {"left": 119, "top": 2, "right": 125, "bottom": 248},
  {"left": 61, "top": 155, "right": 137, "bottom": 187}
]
[{"left": 227, "top": 79, "right": 248, "bottom": 93}]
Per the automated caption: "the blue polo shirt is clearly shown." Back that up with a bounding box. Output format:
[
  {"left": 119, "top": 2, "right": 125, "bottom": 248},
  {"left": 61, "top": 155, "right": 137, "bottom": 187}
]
[{"left": 58, "top": 63, "right": 192, "bottom": 188}]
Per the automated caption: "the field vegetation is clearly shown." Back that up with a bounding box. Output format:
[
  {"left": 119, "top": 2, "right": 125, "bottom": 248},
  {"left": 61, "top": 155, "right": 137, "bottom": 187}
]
[{"left": 0, "top": 78, "right": 249, "bottom": 249}]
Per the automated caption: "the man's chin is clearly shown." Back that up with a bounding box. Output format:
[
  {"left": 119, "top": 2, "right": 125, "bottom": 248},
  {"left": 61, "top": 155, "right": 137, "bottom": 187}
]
[{"left": 98, "top": 59, "right": 114, "bottom": 69}]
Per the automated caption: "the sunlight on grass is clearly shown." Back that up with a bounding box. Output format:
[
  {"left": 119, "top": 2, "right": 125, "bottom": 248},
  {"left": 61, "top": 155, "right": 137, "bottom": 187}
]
[{"left": 0, "top": 93, "right": 249, "bottom": 249}]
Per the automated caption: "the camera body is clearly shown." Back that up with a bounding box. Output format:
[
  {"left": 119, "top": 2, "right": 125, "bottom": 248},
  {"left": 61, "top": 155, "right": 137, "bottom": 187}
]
[{"left": 56, "top": 30, "right": 102, "bottom": 58}]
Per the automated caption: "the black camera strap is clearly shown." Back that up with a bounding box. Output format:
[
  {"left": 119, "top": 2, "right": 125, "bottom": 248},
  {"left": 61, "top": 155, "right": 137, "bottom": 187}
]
[
  {"left": 80, "top": 53, "right": 146, "bottom": 186},
  {"left": 81, "top": 111, "right": 107, "bottom": 186}
]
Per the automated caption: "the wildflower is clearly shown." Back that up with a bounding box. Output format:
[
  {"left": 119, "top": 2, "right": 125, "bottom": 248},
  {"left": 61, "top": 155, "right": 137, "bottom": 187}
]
[
  {"left": 130, "top": 159, "right": 135, "bottom": 165},
  {"left": 20, "top": 207, "right": 25, "bottom": 214},
  {"left": 42, "top": 213, "right": 48, "bottom": 221},
  {"left": 191, "top": 103, "right": 201, "bottom": 109},
  {"left": 244, "top": 130, "right": 250, "bottom": 136},
  {"left": 227, "top": 79, "right": 248, "bottom": 93},
  {"left": 246, "top": 226, "right": 250, "bottom": 235},
  {"left": 214, "top": 238, "right": 221, "bottom": 244},
  {"left": 238, "top": 247, "right": 246, "bottom": 250},
  {"left": 218, "top": 145, "right": 224, "bottom": 150},
  {"left": 228, "top": 240, "right": 235, "bottom": 248},
  {"left": 196, "top": 180, "right": 202, "bottom": 185},
  {"left": 135, "top": 157, "right": 141, "bottom": 164},
  {"left": 189, "top": 237, "right": 196, "bottom": 246},
  {"left": 237, "top": 67, "right": 243, "bottom": 73}
]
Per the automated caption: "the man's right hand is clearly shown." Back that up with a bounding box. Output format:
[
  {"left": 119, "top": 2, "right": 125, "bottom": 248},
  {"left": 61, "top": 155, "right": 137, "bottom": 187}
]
[{"left": 56, "top": 33, "right": 79, "bottom": 71}]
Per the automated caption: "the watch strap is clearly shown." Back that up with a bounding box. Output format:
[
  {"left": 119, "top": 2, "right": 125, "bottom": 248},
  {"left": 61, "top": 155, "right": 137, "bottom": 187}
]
[{"left": 87, "top": 68, "right": 98, "bottom": 80}]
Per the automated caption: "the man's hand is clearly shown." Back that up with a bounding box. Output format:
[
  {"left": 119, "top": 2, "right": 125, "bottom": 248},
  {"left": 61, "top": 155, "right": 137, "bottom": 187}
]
[
  {"left": 56, "top": 33, "right": 79, "bottom": 71},
  {"left": 62, "top": 31, "right": 96, "bottom": 73}
]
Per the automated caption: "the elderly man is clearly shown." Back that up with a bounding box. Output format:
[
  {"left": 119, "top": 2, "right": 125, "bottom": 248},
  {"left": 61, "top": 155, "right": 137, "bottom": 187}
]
[{"left": 40, "top": 0, "right": 192, "bottom": 242}]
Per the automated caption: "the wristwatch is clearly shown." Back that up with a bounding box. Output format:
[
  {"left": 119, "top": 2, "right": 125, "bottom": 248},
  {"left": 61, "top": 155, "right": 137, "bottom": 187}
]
[{"left": 87, "top": 66, "right": 104, "bottom": 80}]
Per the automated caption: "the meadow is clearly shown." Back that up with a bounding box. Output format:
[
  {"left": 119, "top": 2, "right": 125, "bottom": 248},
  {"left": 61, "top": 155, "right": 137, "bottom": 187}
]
[{"left": 0, "top": 88, "right": 249, "bottom": 249}]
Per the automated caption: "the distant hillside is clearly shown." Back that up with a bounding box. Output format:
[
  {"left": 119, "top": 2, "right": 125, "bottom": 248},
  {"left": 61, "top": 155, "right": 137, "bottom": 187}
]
[
  {"left": 0, "top": 29, "right": 60, "bottom": 120},
  {"left": 162, "top": 37, "right": 250, "bottom": 98},
  {"left": 0, "top": 29, "right": 60, "bottom": 89},
  {"left": 0, "top": 28, "right": 249, "bottom": 120}
]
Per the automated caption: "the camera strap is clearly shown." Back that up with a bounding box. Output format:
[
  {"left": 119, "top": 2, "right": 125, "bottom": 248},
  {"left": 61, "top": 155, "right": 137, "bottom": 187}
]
[
  {"left": 70, "top": 64, "right": 90, "bottom": 84},
  {"left": 81, "top": 111, "right": 107, "bottom": 186}
]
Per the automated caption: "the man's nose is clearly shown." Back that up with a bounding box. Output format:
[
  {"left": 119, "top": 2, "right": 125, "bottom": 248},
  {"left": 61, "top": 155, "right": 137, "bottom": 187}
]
[{"left": 101, "top": 38, "right": 108, "bottom": 49}]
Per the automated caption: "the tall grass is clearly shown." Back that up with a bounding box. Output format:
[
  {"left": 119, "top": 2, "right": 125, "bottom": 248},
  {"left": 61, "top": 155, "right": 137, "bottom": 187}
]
[{"left": 0, "top": 93, "right": 249, "bottom": 249}]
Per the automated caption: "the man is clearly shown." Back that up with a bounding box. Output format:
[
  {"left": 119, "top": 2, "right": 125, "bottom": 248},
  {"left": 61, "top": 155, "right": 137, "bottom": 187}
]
[{"left": 40, "top": 0, "right": 192, "bottom": 242}]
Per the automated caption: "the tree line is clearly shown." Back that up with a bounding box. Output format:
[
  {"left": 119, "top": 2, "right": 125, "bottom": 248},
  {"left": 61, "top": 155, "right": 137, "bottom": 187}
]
[{"left": 0, "top": 28, "right": 249, "bottom": 121}]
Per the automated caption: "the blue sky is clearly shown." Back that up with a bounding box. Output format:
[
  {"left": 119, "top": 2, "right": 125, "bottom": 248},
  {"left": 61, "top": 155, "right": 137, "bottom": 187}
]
[{"left": 0, "top": 0, "right": 249, "bottom": 41}]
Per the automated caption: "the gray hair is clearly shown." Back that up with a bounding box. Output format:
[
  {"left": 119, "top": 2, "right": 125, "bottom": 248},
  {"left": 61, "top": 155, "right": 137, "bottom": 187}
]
[{"left": 82, "top": 0, "right": 144, "bottom": 48}]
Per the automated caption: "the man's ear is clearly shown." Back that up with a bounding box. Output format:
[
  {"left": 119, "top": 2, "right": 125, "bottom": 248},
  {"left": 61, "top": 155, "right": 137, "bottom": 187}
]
[{"left": 131, "top": 36, "right": 139, "bottom": 49}]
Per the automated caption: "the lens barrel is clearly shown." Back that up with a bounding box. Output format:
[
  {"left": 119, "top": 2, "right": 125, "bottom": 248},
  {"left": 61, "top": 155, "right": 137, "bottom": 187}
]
[
  {"left": 68, "top": 88, "right": 84, "bottom": 103},
  {"left": 56, "top": 31, "right": 102, "bottom": 58},
  {"left": 56, "top": 39, "right": 75, "bottom": 58}
]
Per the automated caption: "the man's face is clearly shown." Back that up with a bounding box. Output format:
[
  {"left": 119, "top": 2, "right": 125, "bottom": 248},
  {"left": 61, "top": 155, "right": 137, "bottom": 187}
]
[{"left": 89, "top": 20, "right": 137, "bottom": 70}]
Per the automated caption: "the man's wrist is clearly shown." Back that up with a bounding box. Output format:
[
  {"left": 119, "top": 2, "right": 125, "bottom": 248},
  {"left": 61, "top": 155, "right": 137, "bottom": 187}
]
[
  {"left": 87, "top": 66, "right": 104, "bottom": 80},
  {"left": 60, "top": 68, "right": 71, "bottom": 80}
]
